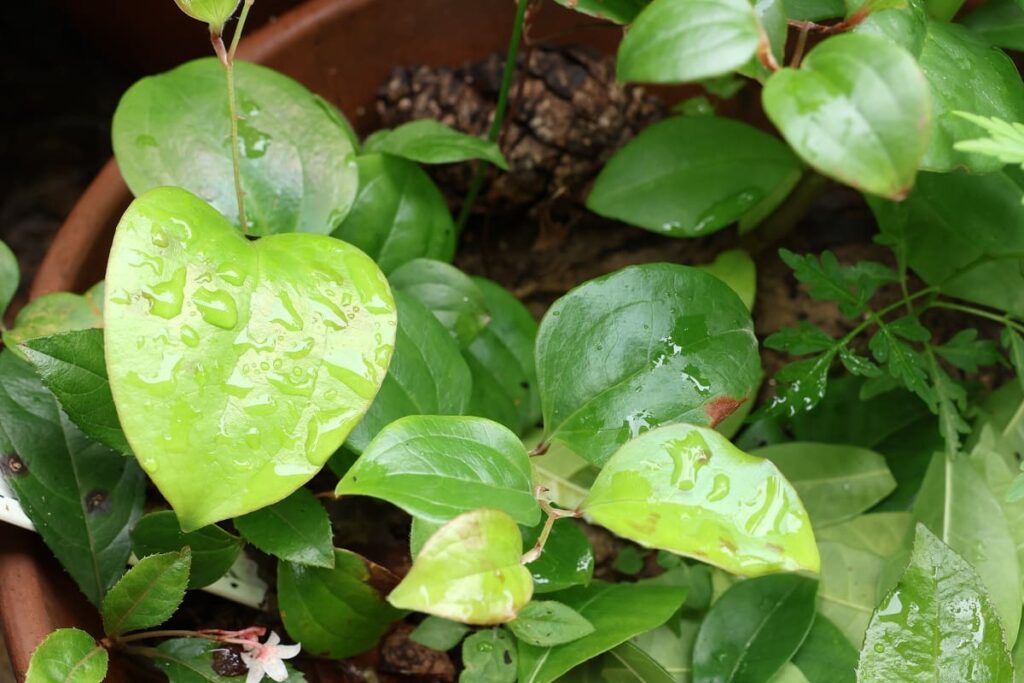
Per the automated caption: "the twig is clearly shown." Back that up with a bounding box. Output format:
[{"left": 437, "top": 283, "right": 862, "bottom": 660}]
[{"left": 521, "top": 487, "right": 580, "bottom": 564}]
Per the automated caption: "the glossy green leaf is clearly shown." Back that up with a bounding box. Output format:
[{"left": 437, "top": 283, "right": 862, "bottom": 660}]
[
  {"left": 105, "top": 187, "right": 395, "bottom": 530},
  {"left": 388, "top": 508, "right": 533, "bottom": 624},
  {"left": 587, "top": 117, "right": 800, "bottom": 238},
  {"left": 870, "top": 169, "right": 1024, "bottom": 317},
  {"left": 173, "top": 0, "right": 240, "bottom": 30},
  {"left": 364, "top": 120, "right": 508, "bottom": 169},
  {"left": 130, "top": 511, "right": 241, "bottom": 588},
  {"left": 278, "top": 549, "right": 403, "bottom": 658},
  {"left": 753, "top": 443, "right": 896, "bottom": 527},
  {"left": 21, "top": 329, "right": 129, "bottom": 454},
  {"left": 0, "top": 351, "right": 144, "bottom": 605},
  {"left": 961, "top": 0, "right": 1024, "bottom": 52},
  {"left": 101, "top": 549, "right": 191, "bottom": 637},
  {"left": 462, "top": 629, "right": 518, "bottom": 683},
  {"left": 346, "top": 291, "right": 470, "bottom": 452},
  {"left": 602, "top": 642, "right": 677, "bottom": 683},
  {"left": 857, "top": 524, "right": 1013, "bottom": 681},
  {"left": 783, "top": 0, "right": 844, "bottom": 20},
  {"left": 697, "top": 249, "right": 757, "bottom": 312},
  {"left": 338, "top": 415, "right": 539, "bottom": 525},
  {"left": 582, "top": 424, "right": 819, "bottom": 576},
  {"left": 0, "top": 239, "right": 18, "bottom": 317},
  {"left": 913, "top": 452, "right": 1022, "bottom": 644},
  {"left": 331, "top": 154, "right": 455, "bottom": 274},
  {"left": 409, "top": 616, "right": 471, "bottom": 651},
  {"left": 536, "top": 263, "right": 760, "bottom": 466},
  {"left": 791, "top": 615, "right": 857, "bottom": 683},
  {"left": 629, "top": 612, "right": 701, "bottom": 683},
  {"left": 509, "top": 600, "right": 595, "bottom": 646},
  {"left": 617, "top": 0, "right": 761, "bottom": 84},
  {"left": 25, "top": 629, "right": 107, "bottom": 683},
  {"left": 517, "top": 580, "right": 689, "bottom": 683},
  {"left": 3, "top": 285, "right": 103, "bottom": 355},
  {"left": 858, "top": 6, "right": 1024, "bottom": 173},
  {"left": 694, "top": 574, "right": 818, "bottom": 683},
  {"left": 552, "top": 0, "right": 651, "bottom": 22},
  {"left": 113, "top": 58, "right": 358, "bottom": 235},
  {"left": 522, "top": 518, "right": 594, "bottom": 594},
  {"left": 389, "top": 259, "right": 489, "bottom": 347},
  {"left": 151, "top": 637, "right": 306, "bottom": 682},
  {"left": 762, "top": 33, "right": 931, "bottom": 199},
  {"left": 234, "top": 487, "right": 334, "bottom": 568}
]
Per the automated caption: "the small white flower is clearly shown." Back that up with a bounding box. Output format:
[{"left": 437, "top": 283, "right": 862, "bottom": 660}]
[{"left": 240, "top": 631, "right": 301, "bottom": 683}]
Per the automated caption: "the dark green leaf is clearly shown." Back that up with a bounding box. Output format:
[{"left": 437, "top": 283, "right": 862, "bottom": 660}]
[
  {"left": 389, "top": 259, "right": 489, "bottom": 347},
  {"left": 3, "top": 285, "right": 103, "bottom": 356},
  {"left": 101, "top": 549, "right": 190, "bottom": 637},
  {"left": 508, "top": 600, "right": 595, "bottom": 646},
  {"left": 759, "top": 349, "right": 837, "bottom": 419},
  {"left": 783, "top": 0, "right": 844, "bottom": 20},
  {"left": 522, "top": 518, "right": 594, "bottom": 594},
  {"left": 925, "top": 351, "right": 970, "bottom": 456},
  {"left": 602, "top": 642, "right": 677, "bottom": 682},
  {"left": 552, "top": 0, "right": 651, "bottom": 22},
  {"left": 331, "top": 154, "right": 455, "bottom": 273},
  {"left": 868, "top": 328, "right": 934, "bottom": 406},
  {"left": 1002, "top": 327, "right": 1024, "bottom": 392},
  {"left": 587, "top": 117, "right": 800, "bottom": 237},
  {"left": 791, "top": 615, "right": 857, "bottom": 683},
  {"left": 764, "top": 323, "right": 835, "bottom": 356},
  {"left": 234, "top": 487, "right": 334, "bottom": 568},
  {"left": 364, "top": 120, "right": 508, "bottom": 169},
  {"left": 779, "top": 249, "right": 896, "bottom": 318},
  {"left": 613, "top": 547, "right": 645, "bottom": 576},
  {"left": 0, "top": 351, "right": 144, "bottom": 605},
  {"left": 130, "top": 511, "right": 241, "bottom": 588},
  {"left": 693, "top": 574, "right": 818, "bottom": 683},
  {"left": 462, "top": 629, "right": 517, "bottom": 683},
  {"left": 112, "top": 58, "right": 358, "bottom": 235},
  {"left": 961, "top": 0, "right": 1024, "bottom": 52},
  {"left": 617, "top": 0, "right": 761, "bottom": 84},
  {"left": 763, "top": 34, "right": 931, "bottom": 198},
  {"left": 935, "top": 329, "right": 1001, "bottom": 372},
  {"left": 516, "top": 580, "right": 689, "bottom": 683},
  {"left": 857, "top": 525, "right": 1012, "bottom": 681},
  {"left": 409, "top": 616, "right": 471, "bottom": 651},
  {"left": 25, "top": 629, "right": 107, "bottom": 683},
  {"left": 536, "top": 263, "right": 760, "bottom": 466},
  {"left": 346, "top": 292, "right": 471, "bottom": 452},
  {"left": 0, "top": 239, "right": 18, "bottom": 318},
  {"left": 278, "top": 549, "right": 403, "bottom": 658},
  {"left": 21, "top": 329, "right": 129, "bottom": 454},
  {"left": 152, "top": 637, "right": 306, "bottom": 682}
]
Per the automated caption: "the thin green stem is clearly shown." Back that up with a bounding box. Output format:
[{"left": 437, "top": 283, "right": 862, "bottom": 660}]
[
  {"left": 229, "top": 0, "right": 255, "bottom": 61},
  {"left": 927, "top": 300, "right": 1024, "bottom": 335},
  {"left": 116, "top": 629, "right": 211, "bottom": 645},
  {"left": 456, "top": 0, "right": 530, "bottom": 231},
  {"left": 521, "top": 487, "right": 579, "bottom": 564},
  {"left": 839, "top": 286, "right": 940, "bottom": 347}
]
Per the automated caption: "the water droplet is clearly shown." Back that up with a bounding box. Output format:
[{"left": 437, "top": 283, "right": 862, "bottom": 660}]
[
  {"left": 193, "top": 287, "right": 239, "bottom": 329},
  {"left": 180, "top": 325, "right": 200, "bottom": 348},
  {"left": 217, "top": 263, "right": 248, "bottom": 287},
  {"left": 144, "top": 267, "right": 186, "bottom": 320},
  {"left": 151, "top": 230, "right": 170, "bottom": 248},
  {"left": 135, "top": 134, "right": 159, "bottom": 148},
  {"left": 237, "top": 119, "right": 272, "bottom": 159}
]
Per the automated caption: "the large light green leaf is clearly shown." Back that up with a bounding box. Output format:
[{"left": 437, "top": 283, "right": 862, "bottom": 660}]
[
  {"left": 234, "top": 487, "right": 335, "bottom": 568},
  {"left": 364, "top": 120, "right": 508, "bottom": 169},
  {"left": 536, "top": 263, "right": 760, "bottom": 467},
  {"left": 101, "top": 549, "right": 191, "bottom": 637},
  {"left": 762, "top": 33, "right": 931, "bottom": 199},
  {"left": 753, "top": 443, "right": 896, "bottom": 527},
  {"left": 388, "top": 509, "right": 533, "bottom": 624},
  {"left": 553, "top": 0, "right": 652, "bottom": 22},
  {"left": 105, "top": 187, "right": 396, "bottom": 531},
  {"left": 173, "top": 0, "right": 240, "bottom": 30},
  {"left": 870, "top": 169, "right": 1024, "bottom": 317},
  {"left": 130, "top": 511, "right": 241, "bottom": 588},
  {"left": 25, "top": 629, "right": 107, "bottom": 683},
  {"left": 517, "top": 580, "right": 689, "bottom": 683},
  {"left": 587, "top": 117, "right": 800, "bottom": 238},
  {"left": 113, "top": 58, "right": 358, "bottom": 235},
  {"left": 346, "top": 291, "right": 470, "bottom": 452},
  {"left": 331, "top": 154, "right": 455, "bottom": 273},
  {"left": 859, "top": 4, "right": 1024, "bottom": 172},
  {"left": 617, "top": 0, "right": 761, "bottom": 84},
  {"left": 693, "top": 574, "right": 818, "bottom": 683},
  {"left": 278, "top": 549, "right": 403, "bottom": 658},
  {"left": 582, "top": 424, "right": 819, "bottom": 576},
  {"left": 857, "top": 524, "right": 1013, "bottom": 681},
  {"left": 389, "top": 259, "right": 489, "bottom": 347},
  {"left": 914, "top": 451, "right": 1022, "bottom": 644},
  {"left": 337, "top": 415, "right": 540, "bottom": 526},
  {"left": 0, "top": 351, "right": 144, "bottom": 606}
]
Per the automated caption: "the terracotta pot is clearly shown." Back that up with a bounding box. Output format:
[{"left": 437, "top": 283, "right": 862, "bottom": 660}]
[{"left": 8, "top": 0, "right": 623, "bottom": 679}]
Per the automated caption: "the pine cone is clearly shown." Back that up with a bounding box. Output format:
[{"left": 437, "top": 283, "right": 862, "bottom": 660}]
[{"left": 376, "top": 44, "right": 666, "bottom": 216}]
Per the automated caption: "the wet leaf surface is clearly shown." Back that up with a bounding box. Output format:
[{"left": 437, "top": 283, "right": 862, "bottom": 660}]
[
  {"left": 130, "top": 511, "right": 241, "bottom": 588},
  {"left": 234, "top": 487, "right": 335, "bottom": 568}
]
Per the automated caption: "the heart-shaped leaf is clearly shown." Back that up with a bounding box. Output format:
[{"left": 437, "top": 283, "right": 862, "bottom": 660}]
[
  {"left": 763, "top": 33, "right": 931, "bottom": 199},
  {"left": 25, "top": 629, "right": 107, "bottom": 683},
  {"left": 278, "top": 549, "right": 403, "bottom": 658},
  {"left": 617, "top": 0, "right": 761, "bottom": 84},
  {"left": 234, "top": 487, "right": 335, "bottom": 568},
  {"left": 388, "top": 508, "right": 533, "bottom": 624},
  {"left": 22, "top": 329, "right": 130, "bottom": 454},
  {"left": 364, "top": 120, "right": 508, "bottom": 169},
  {"left": 693, "top": 574, "right": 818, "bottom": 683},
  {"left": 3, "top": 284, "right": 104, "bottom": 357},
  {"left": 581, "top": 424, "right": 820, "bottom": 576},
  {"left": 105, "top": 187, "right": 396, "bottom": 530},
  {"left": 338, "top": 415, "right": 540, "bottom": 525},
  {"left": 390, "top": 259, "right": 490, "bottom": 347},
  {"left": 101, "top": 549, "right": 191, "bottom": 637},
  {"left": 331, "top": 154, "right": 456, "bottom": 274},
  {"left": 536, "top": 263, "right": 761, "bottom": 467},
  {"left": 508, "top": 600, "right": 595, "bottom": 646},
  {"left": 345, "top": 291, "right": 471, "bottom": 452},
  {"left": 552, "top": 0, "right": 652, "bottom": 22},
  {"left": 130, "top": 511, "right": 242, "bottom": 588},
  {"left": 113, "top": 58, "right": 358, "bottom": 235},
  {"left": 587, "top": 117, "right": 801, "bottom": 238},
  {"left": 173, "top": 0, "right": 240, "bottom": 30},
  {"left": 857, "top": 524, "right": 1013, "bottom": 681}
]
